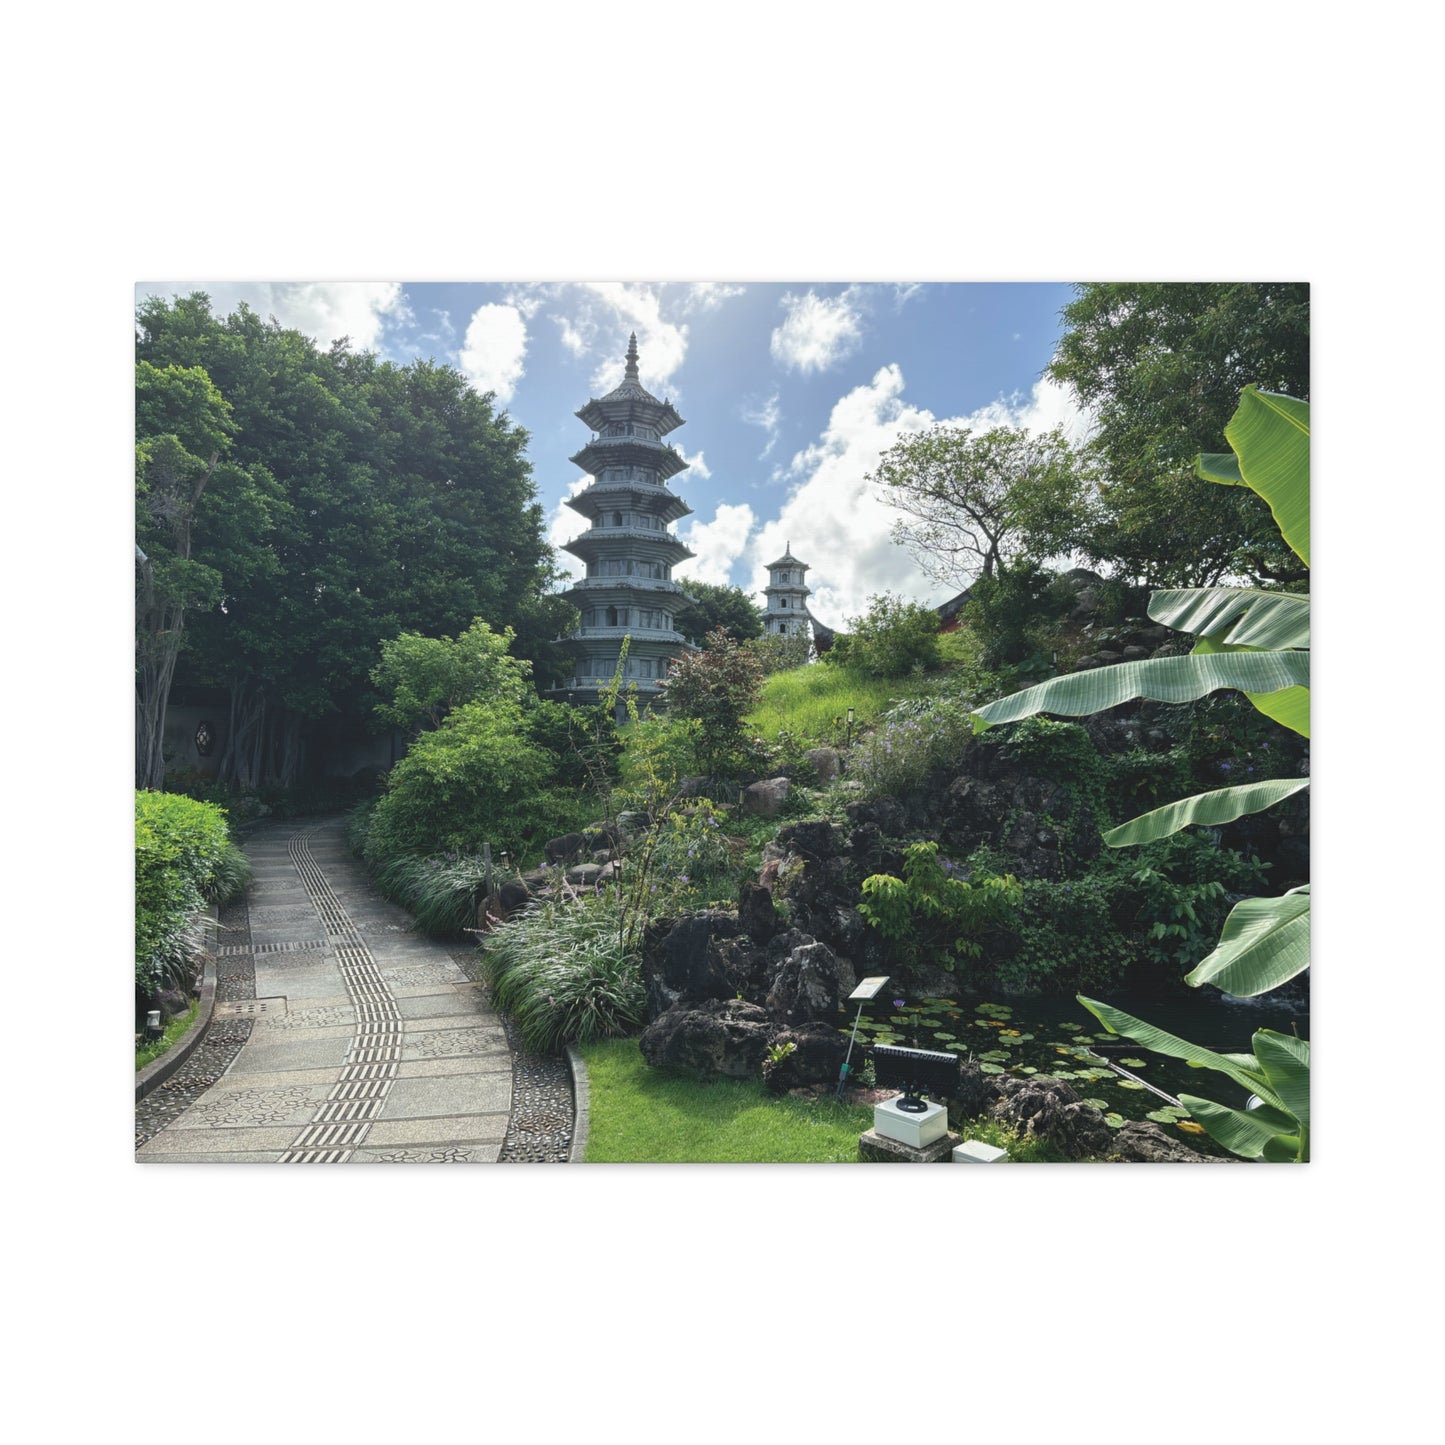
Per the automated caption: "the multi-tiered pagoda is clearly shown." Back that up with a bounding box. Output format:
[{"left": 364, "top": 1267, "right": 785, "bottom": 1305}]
[
  {"left": 762, "top": 544, "right": 812, "bottom": 641},
  {"left": 552, "top": 335, "right": 695, "bottom": 717}
]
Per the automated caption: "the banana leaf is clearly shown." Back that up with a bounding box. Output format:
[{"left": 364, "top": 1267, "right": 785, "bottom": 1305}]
[
  {"left": 1103, "top": 778, "right": 1310, "bottom": 847},
  {"left": 1180, "top": 1094, "right": 1303, "bottom": 1161},
  {"left": 1148, "top": 587, "right": 1309, "bottom": 651},
  {"left": 1252, "top": 1031, "right": 1310, "bottom": 1127},
  {"left": 970, "top": 652, "right": 1311, "bottom": 733},
  {"left": 1191, "top": 636, "right": 1309, "bottom": 736},
  {"left": 1197, "top": 387, "right": 1310, "bottom": 567},
  {"left": 1076, "top": 997, "right": 1282, "bottom": 1108},
  {"left": 1184, "top": 887, "right": 1310, "bottom": 996}
]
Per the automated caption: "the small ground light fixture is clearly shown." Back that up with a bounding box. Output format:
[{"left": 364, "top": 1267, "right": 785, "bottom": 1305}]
[
  {"left": 145, "top": 1009, "right": 163, "bottom": 1042},
  {"left": 846, "top": 706, "right": 855, "bottom": 746},
  {"left": 836, "top": 975, "right": 889, "bottom": 1100}
]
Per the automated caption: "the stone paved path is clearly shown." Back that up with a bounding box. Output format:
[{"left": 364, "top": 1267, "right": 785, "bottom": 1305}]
[{"left": 137, "top": 817, "right": 514, "bottom": 1164}]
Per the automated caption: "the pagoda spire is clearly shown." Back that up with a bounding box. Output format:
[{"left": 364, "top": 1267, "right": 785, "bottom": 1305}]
[{"left": 624, "top": 332, "right": 640, "bottom": 382}]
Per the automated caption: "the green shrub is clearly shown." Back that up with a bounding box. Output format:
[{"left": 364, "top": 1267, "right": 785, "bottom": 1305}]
[
  {"left": 964, "top": 562, "right": 1075, "bottom": 670},
  {"left": 859, "top": 841, "right": 1021, "bottom": 973},
  {"left": 826, "top": 592, "right": 942, "bottom": 678},
  {"left": 373, "top": 853, "right": 493, "bottom": 938},
  {"left": 482, "top": 894, "right": 645, "bottom": 1053},
  {"left": 662, "top": 628, "right": 765, "bottom": 779},
  {"left": 363, "top": 698, "right": 574, "bottom": 866},
  {"left": 135, "top": 790, "right": 233, "bottom": 995},
  {"left": 998, "top": 877, "right": 1134, "bottom": 993}
]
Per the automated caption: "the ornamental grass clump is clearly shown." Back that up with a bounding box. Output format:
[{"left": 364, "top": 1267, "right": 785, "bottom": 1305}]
[
  {"left": 373, "top": 852, "right": 495, "bottom": 939},
  {"left": 481, "top": 892, "right": 645, "bottom": 1054}
]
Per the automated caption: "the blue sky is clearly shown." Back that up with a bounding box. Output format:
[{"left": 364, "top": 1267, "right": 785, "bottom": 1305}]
[{"left": 136, "top": 280, "right": 1089, "bottom": 624}]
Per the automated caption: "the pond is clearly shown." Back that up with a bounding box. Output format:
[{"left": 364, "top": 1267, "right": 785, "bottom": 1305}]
[{"left": 836, "top": 982, "right": 1310, "bottom": 1159}]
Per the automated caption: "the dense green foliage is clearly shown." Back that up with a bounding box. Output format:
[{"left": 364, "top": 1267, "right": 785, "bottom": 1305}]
[
  {"left": 371, "top": 618, "right": 533, "bottom": 733},
  {"left": 135, "top": 293, "right": 565, "bottom": 792},
  {"left": 860, "top": 842, "right": 1020, "bottom": 970},
  {"left": 848, "top": 692, "right": 976, "bottom": 797},
  {"left": 134, "top": 791, "right": 241, "bottom": 995},
  {"left": 1048, "top": 282, "right": 1310, "bottom": 586},
  {"left": 673, "top": 579, "right": 764, "bottom": 643},
  {"left": 361, "top": 699, "right": 575, "bottom": 865}
]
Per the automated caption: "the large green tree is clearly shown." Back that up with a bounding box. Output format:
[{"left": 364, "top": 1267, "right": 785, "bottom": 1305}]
[
  {"left": 135, "top": 294, "right": 560, "bottom": 791},
  {"left": 869, "top": 424, "right": 1085, "bottom": 588},
  {"left": 134, "top": 361, "right": 278, "bottom": 790},
  {"left": 1048, "top": 282, "right": 1309, "bottom": 587}
]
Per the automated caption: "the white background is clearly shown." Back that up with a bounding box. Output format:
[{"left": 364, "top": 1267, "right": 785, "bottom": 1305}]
[{"left": 3, "top": 3, "right": 1433, "bottom": 1440}]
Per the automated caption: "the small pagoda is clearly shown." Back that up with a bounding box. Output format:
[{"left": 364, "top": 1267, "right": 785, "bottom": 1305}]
[
  {"left": 762, "top": 543, "right": 812, "bottom": 641},
  {"left": 552, "top": 335, "right": 695, "bottom": 717}
]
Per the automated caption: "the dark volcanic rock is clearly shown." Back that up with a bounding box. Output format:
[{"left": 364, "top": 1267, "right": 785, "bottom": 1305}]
[
  {"left": 639, "top": 909, "right": 742, "bottom": 1018},
  {"left": 990, "top": 1076, "right": 1114, "bottom": 1159},
  {"left": 771, "top": 1023, "right": 849, "bottom": 1087},
  {"left": 766, "top": 939, "right": 852, "bottom": 1025},
  {"left": 639, "top": 999, "right": 773, "bottom": 1080},
  {"left": 737, "top": 881, "right": 781, "bottom": 945},
  {"left": 1109, "top": 1119, "right": 1222, "bottom": 1163}
]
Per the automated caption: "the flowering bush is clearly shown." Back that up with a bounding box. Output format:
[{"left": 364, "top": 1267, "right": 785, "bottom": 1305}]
[{"left": 849, "top": 693, "right": 975, "bottom": 798}]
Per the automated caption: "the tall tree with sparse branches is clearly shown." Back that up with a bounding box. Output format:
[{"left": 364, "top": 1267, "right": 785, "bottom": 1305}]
[{"left": 870, "top": 424, "right": 1085, "bottom": 589}]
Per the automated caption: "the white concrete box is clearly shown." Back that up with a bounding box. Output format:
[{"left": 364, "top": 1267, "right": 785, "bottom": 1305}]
[
  {"left": 953, "top": 1139, "right": 1009, "bottom": 1163},
  {"left": 874, "top": 1096, "right": 948, "bottom": 1148}
]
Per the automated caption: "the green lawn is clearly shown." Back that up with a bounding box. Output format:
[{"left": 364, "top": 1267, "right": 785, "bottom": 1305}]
[
  {"left": 746, "top": 666, "right": 900, "bottom": 743},
  {"left": 579, "top": 1037, "right": 874, "bottom": 1162},
  {"left": 135, "top": 997, "right": 200, "bottom": 1071}
]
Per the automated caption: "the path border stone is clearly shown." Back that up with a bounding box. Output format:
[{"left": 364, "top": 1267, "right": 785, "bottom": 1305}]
[{"left": 566, "top": 1045, "right": 590, "bottom": 1163}]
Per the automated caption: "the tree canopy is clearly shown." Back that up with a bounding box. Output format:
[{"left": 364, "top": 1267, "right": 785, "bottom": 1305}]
[
  {"left": 1048, "top": 282, "right": 1310, "bottom": 587},
  {"left": 135, "top": 293, "right": 564, "bottom": 790},
  {"left": 673, "top": 578, "right": 764, "bottom": 644}
]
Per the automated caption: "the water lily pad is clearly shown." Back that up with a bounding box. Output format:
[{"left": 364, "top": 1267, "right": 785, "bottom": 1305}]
[
  {"left": 1115, "top": 1079, "right": 1146, "bottom": 1091},
  {"left": 1059, "top": 1021, "right": 1084, "bottom": 1032},
  {"left": 1081, "top": 1098, "right": 1110, "bottom": 1110},
  {"left": 1146, "top": 1109, "right": 1178, "bottom": 1125},
  {"left": 979, "top": 1063, "right": 1006, "bottom": 1075},
  {"left": 1105, "top": 1113, "right": 1125, "bottom": 1128},
  {"left": 1017, "top": 1066, "right": 1039, "bottom": 1075},
  {"left": 981, "top": 1050, "right": 1010, "bottom": 1063},
  {"left": 933, "top": 1032, "right": 957, "bottom": 1042},
  {"left": 1119, "top": 1058, "right": 1148, "bottom": 1068},
  {"left": 1078, "top": 1068, "right": 1114, "bottom": 1080},
  {"left": 945, "top": 1043, "right": 969, "bottom": 1052}
]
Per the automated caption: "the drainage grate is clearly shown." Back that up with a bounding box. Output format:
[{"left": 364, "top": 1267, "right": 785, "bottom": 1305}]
[{"left": 213, "top": 997, "right": 288, "bottom": 1019}]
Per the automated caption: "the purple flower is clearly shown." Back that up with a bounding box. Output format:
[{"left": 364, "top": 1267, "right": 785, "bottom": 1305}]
[
  {"left": 893, "top": 998, "right": 905, "bottom": 1009},
  {"left": 679, "top": 875, "right": 689, "bottom": 884},
  {"left": 1220, "top": 762, "right": 1233, "bottom": 772}
]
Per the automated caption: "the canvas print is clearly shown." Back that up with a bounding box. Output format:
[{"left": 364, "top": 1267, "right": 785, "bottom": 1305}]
[{"left": 134, "top": 281, "right": 1310, "bottom": 1164}]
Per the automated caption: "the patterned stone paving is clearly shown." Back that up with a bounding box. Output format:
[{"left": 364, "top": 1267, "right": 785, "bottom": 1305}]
[{"left": 137, "top": 816, "right": 580, "bottom": 1165}]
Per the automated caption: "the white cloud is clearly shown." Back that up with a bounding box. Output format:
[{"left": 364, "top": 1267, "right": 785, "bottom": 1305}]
[
  {"left": 746, "top": 368, "right": 1096, "bottom": 625},
  {"left": 459, "top": 303, "right": 528, "bottom": 403},
  {"left": 137, "top": 281, "right": 409, "bottom": 352},
  {"left": 679, "top": 448, "right": 712, "bottom": 480},
  {"left": 554, "top": 312, "right": 593, "bottom": 358},
  {"left": 893, "top": 283, "right": 925, "bottom": 311},
  {"left": 579, "top": 282, "right": 690, "bottom": 393},
  {"left": 748, "top": 364, "right": 940, "bottom": 624},
  {"left": 676, "top": 503, "right": 756, "bottom": 586},
  {"left": 952, "top": 373, "right": 1094, "bottom": 446},
  {"left": 770, "top": 286, "right": 865, "bottom": 373},
  {"left": 742, "top": 392, "right": 782, "bottom": 459},
  {"left": 682, "top": 282, "right": 745, "bottom": 313}
]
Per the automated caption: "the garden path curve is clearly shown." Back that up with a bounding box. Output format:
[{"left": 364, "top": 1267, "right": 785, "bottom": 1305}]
[{"left": 137, "top": 816, "right": 518, "bottom": 1164}]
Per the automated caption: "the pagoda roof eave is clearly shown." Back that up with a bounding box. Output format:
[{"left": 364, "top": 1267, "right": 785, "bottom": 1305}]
[{"left": 575, "top": 397, "right": 685, "bottom": 433}]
